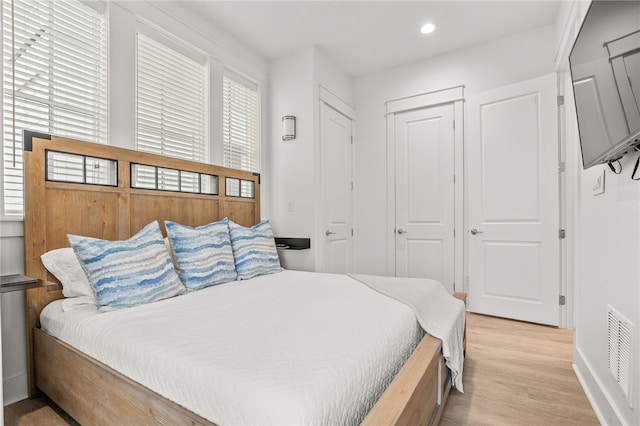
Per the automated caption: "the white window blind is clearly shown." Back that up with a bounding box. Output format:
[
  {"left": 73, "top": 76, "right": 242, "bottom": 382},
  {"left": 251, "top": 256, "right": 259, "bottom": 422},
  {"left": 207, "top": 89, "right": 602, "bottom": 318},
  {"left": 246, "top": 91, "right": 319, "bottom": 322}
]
[
  {"left": 223, "top": 72, "right": 260, "bottom": 172},
  {"left": 2, "top": 0, "right": 108, "bottom": 216},
  {"left": 136, "top": 32, "right": 206, "bottom": 162}
]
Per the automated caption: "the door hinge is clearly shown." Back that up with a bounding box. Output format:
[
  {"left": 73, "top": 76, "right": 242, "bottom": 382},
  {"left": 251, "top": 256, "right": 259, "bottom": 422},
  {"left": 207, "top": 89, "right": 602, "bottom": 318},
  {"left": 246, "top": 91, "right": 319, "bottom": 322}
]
[
  {"left": 351, "top": 136, "right": 354, "bottom": 144},
  {"left": 557, "top": 95, "right": 565, "bottom": 106},
  {"left": 559, "top": 229, "right": 566, "bottom": 239},
  {"left": 453, "top": 229, "right": 455, "bottom": 237},
  {"left": 559, "top": 162, "right": 566, "bottom": 173},
  {"left": 453, "top": 120, "right": 456, "bottom": 129},
  {"left": 351, "top": 228, "right": 354, "bottom": 237},
  {"left": 351, "top": 182, "right": 354, "bottom": 191},
  {"left": 559, "top": 295, "right": 566, "bottom": 305}
]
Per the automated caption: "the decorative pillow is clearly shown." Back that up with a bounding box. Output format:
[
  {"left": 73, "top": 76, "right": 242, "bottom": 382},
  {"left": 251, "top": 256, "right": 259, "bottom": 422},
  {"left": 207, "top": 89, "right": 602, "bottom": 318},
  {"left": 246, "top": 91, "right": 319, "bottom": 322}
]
[
  {"left": 228, "top": 220, "right": 282, "bottom": 280},
  {"left": 40, "top": 247, "right": 95, "bottom": 301},
  {"left": 164, "top": 237, "right": 177, "bottom": 265},
  {"left": 68, "top": 221, "right": 186, "bottom": 309},
  {"left": 165, "top": 218, "right": 237, "bottom": 291}
]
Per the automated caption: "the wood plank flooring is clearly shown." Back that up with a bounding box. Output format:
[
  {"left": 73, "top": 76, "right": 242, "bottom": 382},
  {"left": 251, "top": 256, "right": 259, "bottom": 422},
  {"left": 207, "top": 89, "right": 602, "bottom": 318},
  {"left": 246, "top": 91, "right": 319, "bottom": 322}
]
[
  {"left": 4, "top": 396, "right": 77, "bottom": 426},
  {"left": 440, "top": 313, "right": 599, "bottom": 426},
  {"left": 5, "top": 313, "right": 598, "bottom": 425}
]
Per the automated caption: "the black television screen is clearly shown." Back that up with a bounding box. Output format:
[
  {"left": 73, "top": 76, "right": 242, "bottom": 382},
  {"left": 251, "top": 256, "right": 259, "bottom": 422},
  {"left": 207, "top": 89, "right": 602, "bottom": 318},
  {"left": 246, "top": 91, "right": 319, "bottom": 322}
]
[{"left": 569, "top": 0, "right": 640, "bottom": 169}]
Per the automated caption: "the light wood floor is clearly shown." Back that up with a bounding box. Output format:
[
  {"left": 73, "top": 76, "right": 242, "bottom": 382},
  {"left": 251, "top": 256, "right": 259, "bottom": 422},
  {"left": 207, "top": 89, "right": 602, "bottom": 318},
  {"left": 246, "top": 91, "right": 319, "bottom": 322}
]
[
  {"left": 440, "top": 313, "right": 599, "bottom": 425},
  {"left": 4, "top": 396, "right": 77, "bottom": 426},
  {"left": 5, "top": 313, "right": 598, "bottom": 426}
]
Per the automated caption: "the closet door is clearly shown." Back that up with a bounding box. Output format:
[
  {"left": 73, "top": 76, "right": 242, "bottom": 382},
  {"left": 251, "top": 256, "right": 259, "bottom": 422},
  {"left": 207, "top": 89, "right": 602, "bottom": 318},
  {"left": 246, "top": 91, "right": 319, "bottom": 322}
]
[
  {"left": 320, "top": 101, "right": 353, "bottom": 273},
  {"left": 467, "top": 73, "right": 559, "bottom": 326},
  {"left": 394, "top": 104, "right": 455, "bottom": 288}
]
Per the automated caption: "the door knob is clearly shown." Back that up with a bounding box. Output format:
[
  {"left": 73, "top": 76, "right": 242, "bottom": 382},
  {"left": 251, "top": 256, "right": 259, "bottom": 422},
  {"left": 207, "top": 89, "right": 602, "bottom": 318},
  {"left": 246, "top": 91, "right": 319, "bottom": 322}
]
[
  {"left": 397, "top": 228, "right": 407, "bottom": 234},
  {"left": 470, "top": 228, "right": 484, "bottom": 235},
  {"left": 325, "top": 230, "right": 336, "bottom": 236}
]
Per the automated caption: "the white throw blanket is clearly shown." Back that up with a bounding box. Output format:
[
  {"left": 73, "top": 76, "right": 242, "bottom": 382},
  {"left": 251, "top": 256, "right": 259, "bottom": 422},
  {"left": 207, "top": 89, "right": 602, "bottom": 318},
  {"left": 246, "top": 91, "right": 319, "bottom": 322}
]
[{"left": 349, "top": 274, "right": 465, "bottom": 391}]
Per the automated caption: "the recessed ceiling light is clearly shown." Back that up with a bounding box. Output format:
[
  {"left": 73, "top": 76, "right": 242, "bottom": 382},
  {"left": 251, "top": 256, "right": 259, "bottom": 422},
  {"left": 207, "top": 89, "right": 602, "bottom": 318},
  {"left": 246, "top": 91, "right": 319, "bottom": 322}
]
[{"left": 420, "top": 23, "right": 436, "bottom": 35}]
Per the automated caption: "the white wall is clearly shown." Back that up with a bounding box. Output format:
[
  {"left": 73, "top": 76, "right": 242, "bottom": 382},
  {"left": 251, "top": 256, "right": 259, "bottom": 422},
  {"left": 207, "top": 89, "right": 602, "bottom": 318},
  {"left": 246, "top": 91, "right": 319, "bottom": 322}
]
[
  {"left": 568, "top": 83, "right": 640, "bottom": 424},
  {"left": 268, "top": 47, "right": 353, "bottom": 272},
  {"left": 313, "top": 48, "right": 354, "bottom": 106},
  {"left": 106, "top": 1, "right": 268, "bottom": 155},
  {"left": 268, "top": 49, "right": 316, "bottom": 271},
  {"left": 0, "top": 221, "right": 27, "bottom": 404},
  {"left": 0, "top": 0, "right": 267, "bottom": 405},
  {"left": 571, "top": 138, "right": 640, "bottom": 426},
  {"left": 353, "top": 25, "right": 557, "bottom": 276},
  {"left": 558, "top": 2, "right": 640, "bottom": 424}
]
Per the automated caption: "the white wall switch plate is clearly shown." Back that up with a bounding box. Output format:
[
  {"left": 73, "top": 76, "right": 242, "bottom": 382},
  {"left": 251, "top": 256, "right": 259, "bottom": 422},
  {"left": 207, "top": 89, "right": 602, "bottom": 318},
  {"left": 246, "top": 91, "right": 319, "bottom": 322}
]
[{"left": 593, "top": 169, "right": 605, "bottom": 195}]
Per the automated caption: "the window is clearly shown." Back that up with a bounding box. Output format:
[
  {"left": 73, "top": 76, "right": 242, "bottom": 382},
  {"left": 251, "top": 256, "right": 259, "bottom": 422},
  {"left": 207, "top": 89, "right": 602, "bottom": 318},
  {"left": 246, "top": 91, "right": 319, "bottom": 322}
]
[
  {"left": 2, "top": 0, "right": 108, "bottom": 216},
  {"left": 223, "top": 72, "right": 260, "bottom": 172},
  {"left": 136, "top": 32, "right": 206, "bottom": 162}
]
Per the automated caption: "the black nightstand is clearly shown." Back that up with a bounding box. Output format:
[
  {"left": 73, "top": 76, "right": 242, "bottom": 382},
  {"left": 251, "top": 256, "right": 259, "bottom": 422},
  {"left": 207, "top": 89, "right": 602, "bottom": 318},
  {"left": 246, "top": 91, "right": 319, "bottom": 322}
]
[
  {"left": 0, "top": 274, "right": 41, "bottom": 293},
  {"left": 274, "top": 237, "right": 311, "bottom": 250}
]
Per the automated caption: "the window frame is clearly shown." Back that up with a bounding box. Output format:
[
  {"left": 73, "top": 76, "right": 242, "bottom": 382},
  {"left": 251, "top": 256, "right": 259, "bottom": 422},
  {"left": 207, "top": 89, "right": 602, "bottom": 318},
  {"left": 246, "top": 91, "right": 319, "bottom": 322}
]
[
  {"left": 1, "top": 0, "right": 108, "bottom": 218},
  {"left": 134, "top": 24, "right": 209, "bottom": 164},
  {"left": 222, "top": 69, "right": 261, "bottom": 173}
]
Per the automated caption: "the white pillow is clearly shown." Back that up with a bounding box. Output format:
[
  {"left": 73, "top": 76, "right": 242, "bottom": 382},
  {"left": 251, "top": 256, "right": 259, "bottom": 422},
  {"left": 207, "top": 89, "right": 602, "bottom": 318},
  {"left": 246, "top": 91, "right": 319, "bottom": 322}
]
[
  {"left": 40, "top": 247, "right": 94, "bottom": 300},
  {"left": 61, "top": 296, "right": 97, "bottom": 312}
]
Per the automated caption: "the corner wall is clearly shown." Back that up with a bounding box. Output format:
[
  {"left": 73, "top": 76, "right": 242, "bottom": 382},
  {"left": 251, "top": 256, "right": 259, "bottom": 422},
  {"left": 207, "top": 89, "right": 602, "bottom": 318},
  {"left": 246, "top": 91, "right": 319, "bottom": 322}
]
[
  {"left": 268, "top": 47, "right": 353, "bottom": 272},
  {"left": 557, "top": 1, "right": 640, "bottom": 423},
  {"left": 268, "top": 49, "right": 316, "bottom": 271},
  {"left": 568, "top": 90, "right": 640, "bottom": 425}
]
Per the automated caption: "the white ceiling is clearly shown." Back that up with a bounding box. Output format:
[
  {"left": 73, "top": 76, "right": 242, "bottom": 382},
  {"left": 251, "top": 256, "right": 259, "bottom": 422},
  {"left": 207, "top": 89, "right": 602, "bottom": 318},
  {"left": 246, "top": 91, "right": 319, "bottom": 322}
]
[{"left": 178, "top": 1, "right": 562, "bottom": 77}]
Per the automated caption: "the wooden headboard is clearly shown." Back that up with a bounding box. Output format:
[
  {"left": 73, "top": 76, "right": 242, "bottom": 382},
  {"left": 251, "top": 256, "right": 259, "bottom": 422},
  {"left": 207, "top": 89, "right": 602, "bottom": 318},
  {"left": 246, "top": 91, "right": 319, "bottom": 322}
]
[{"left": 23, "top": 134, "right": 260, "bottom": 395}]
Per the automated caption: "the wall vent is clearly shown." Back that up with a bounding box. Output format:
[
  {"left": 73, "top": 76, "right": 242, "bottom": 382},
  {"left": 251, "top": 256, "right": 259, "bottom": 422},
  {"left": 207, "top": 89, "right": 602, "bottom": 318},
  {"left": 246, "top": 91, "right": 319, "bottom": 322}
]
[{"left": 607, "top": 305, "right": 634, "bottom": 407}]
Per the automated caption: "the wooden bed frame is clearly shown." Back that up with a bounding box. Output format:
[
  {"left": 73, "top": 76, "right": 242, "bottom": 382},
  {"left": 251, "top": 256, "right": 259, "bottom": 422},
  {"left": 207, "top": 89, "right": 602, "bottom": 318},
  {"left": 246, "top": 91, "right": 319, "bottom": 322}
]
[{"left": 23, "top": 134, "right": 459, "bottom": 425}]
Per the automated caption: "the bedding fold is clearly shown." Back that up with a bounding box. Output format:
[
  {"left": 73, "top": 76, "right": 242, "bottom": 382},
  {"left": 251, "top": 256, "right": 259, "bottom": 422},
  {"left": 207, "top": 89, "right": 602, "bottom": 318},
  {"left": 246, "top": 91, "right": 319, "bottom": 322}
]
[{"left": 349, "top": 274, "right": 465, "bottom": 391}]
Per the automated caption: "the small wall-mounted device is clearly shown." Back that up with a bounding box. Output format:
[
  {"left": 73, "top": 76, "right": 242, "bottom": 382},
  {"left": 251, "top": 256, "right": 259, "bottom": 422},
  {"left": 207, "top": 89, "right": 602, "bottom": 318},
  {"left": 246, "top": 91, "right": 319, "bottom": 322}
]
[
  {"left": 282, "top": 115, "right": 296, "bottom": 141},
  {"left": 593, "top": 169, "right": 605, "bottom": 196}
]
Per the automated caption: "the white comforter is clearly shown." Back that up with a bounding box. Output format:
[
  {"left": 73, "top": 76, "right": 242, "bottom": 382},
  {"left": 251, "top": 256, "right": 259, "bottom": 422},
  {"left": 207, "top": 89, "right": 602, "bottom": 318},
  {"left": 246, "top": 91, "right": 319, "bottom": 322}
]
[{"left": 41, "top": 270, "right": 424, "bottom": 425}]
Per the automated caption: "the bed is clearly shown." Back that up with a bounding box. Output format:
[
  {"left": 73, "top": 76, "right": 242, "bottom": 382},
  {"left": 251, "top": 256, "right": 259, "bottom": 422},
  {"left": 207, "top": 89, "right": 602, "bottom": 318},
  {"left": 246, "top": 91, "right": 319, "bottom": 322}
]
[{"left": 22, "top": 133, "right": 465, "bottom": 425}]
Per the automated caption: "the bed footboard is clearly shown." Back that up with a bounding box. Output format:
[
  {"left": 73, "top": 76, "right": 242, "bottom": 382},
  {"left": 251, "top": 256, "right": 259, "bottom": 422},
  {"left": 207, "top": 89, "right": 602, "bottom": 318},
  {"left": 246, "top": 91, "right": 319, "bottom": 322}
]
[
  {"left": 33, "top": 328, "right": 214, "bottom": 426},
  {"left": 361, "top": 335, "right": 450, "bottom": 426},
  {"left": 35, "top": 328, "right": 449, "bottom": 426}
]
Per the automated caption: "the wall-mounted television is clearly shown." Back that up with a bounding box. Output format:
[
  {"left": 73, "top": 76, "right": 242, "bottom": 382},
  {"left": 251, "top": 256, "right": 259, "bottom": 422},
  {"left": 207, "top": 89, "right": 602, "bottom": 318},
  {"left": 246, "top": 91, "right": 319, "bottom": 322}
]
[{"left": 569, "top": 0, "right": 640, "bottom": 169}]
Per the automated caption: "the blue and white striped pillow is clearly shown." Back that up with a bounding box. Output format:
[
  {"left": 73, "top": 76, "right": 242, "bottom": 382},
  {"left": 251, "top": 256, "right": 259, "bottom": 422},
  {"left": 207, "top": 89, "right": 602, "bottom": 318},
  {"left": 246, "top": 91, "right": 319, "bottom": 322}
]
[
  {"left": 228, "top": 220, "right": 281, "bottom": 280},
  {"left": 165, "top": 218, "right": 237, "bottom": 291},
  {"left": 68, "top": 221, "right": 186, "bottom": 310}
]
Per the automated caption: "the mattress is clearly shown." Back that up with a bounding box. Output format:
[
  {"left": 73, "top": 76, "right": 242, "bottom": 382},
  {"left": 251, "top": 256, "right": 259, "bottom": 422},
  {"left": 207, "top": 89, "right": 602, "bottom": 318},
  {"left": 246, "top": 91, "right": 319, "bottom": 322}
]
[{"left": 40, "top": 270, "right": 424, "bottom": 425}]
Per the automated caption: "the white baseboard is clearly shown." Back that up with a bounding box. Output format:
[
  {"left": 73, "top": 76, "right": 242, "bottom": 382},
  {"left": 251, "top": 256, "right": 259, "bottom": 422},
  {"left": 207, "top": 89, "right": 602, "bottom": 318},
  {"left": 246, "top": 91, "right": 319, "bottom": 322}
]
[
  {"left": 3, "top": 372, "right": 28, "bottom": 406},
  {"left": 573, "top": 346, "right": 624, "bottom": 426}
]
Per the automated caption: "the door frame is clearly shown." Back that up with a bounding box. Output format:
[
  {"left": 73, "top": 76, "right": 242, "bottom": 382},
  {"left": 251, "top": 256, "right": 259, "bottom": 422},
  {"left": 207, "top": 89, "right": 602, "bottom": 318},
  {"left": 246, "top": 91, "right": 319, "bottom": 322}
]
[
  {"left": 316, "top": 85, "right": 356, "bottom": 272},
  {"left": 385, "top": 85, "right": 465, "bottom": 292}
]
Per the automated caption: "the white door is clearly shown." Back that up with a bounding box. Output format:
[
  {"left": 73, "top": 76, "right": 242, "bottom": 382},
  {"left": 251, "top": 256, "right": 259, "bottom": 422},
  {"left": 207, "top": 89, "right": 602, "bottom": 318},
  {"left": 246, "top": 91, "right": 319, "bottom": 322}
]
[
  {"left": 395, "top": 104, "right": 455, "bottom": 290},
  {"left": 320, "top": 102, "right": 353, "bottom": 273},
  {"left": 467, "top": 73, "right": 559, "bottom": 326}
]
